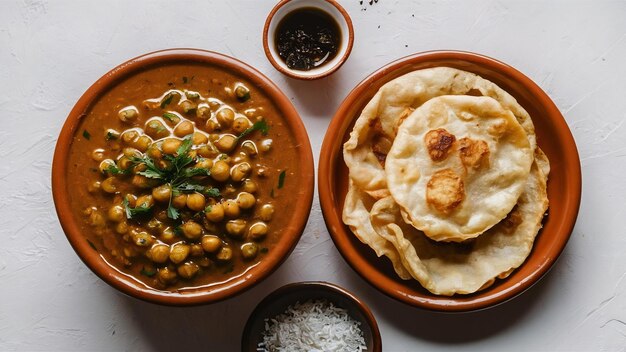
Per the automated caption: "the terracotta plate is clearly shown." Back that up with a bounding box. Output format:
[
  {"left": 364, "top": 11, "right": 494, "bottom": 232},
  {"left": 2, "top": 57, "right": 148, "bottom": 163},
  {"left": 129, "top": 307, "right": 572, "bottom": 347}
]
[
  {"left": 52, "top": 49, "right": 314, "bottom": 306},
  {"left": 318, "top": 51, "right": 581, "bottom": 312}
]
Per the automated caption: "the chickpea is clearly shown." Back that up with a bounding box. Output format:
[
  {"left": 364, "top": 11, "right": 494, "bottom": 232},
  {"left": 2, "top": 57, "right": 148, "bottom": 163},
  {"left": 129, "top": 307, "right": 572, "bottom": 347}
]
[
  {"left": 101, "top": 177, "right": 117, "bottom": 193},
  {"left": 118, "top": 106, "right": 138, "bottom": 122},
  {"left": 201, "top": 235, "right": 222, "bottom": 253},
  {"left": 232, "top": 152, "right": 249, "bottom": 164},
  {"left": 132, "top": 162, "right": 147, "bottom": 174},
  {"left": 187, "top": 91, "right": 201, "bottom": 99},
  {"left": 230, "top": 163, "right": 251, "bottom": 182},
  {"left": 146, "top": 218, "right": 163, "bottom": 232},
  {"left": 157, "top": 267, "right": 177, "bottom": 285},
  {"left": 204, "top": 203, "right": 224, "bottom": 222},
  {"left": 132, "top": 175, "right": 156, "bottom": 189},
  {"left": 181, "top": 221, "right": 203, "bottom": 240},
  {"left": 223, "top": 199, "right": 240, "bottom": 218},
  {"left": 123, "top": 147, "right": 142, "bottom": 159},
  {"left": 186, "top": 193, "right": 206, "bottom": 212},
  {"left": 226, "top": 219, "right": 247, "bottom": 237},
  {"left": 215, "top": 134, "right": 237, "bottom": 153},
  {"left": 88, "top": 211, "right": 105, "bottom": 227},
  {"left": 194, "top": 158, "right": 213, "bottom": 170},
  {"left": 235, "top": 84, "right": 250, "bottom": 101},
  {"left": 198, "top": 143, "right": 218, "bottom": 158},
  {"left": 157, "top": 159, "right": 172, "bottom": 170},
  {"left": 210, "top": 160, "right": 230, "bottom": 182},
  {"left": 146, "top": 144, "right": 162, "bottom": 160},
  {"left": 216, "top": 246, "right": 233, "bottom": 261},
  {"left": 192, "top": 132, "right": 208, "bottom": 145},
  {"left": 152, "top": 184, "right": 172, "bottom": 203},
  {"left": 242, "top": 179, "right": 258, "bottom": 193},
  {"left": 257, "top": 166, "right": 268, "bottom": 177},
  {"left": 135, "top": 135, "right": 152, "bottom": 152},
  {"left": 131, "top": 231, "right": 154, "bottom": 247},
  {"left": 196, "top": 104, "right": 211, "bottom": 120},
  {"left": 91, "top": 149, "right": 105, "bottom": 162},
  {"left": 162, "top": 138, "right": 182, "bottom": 155},
  {"left": 155, "top": 210, "right": 169, "bottom": 222},
  {"left": 259, "top": 204, "right": 275, "bottom": 222},
  {"left": 117, "top": 156, "right": 133, "bottom": 171},
  {"left": 124, "top": 194, "right": 137, "bottom": 207},
  {"left": 144, "top": 119, "right": 169, "bottom": 140},
  {"left": 232, "top": 117, "right": 251, "bottom": 134},
  {"left": 205, "top": 119, "right": 221, "bottom": 133},
  {"left": 248, "top": 222, "right": 268, "bottom": 241},
  {"left": 241, "top": 242, "right": 258, "bottom": 260},
  {"left": 136, "top": 194, "right": 154, "bottom": 208},
  {"left": 115, "top": 221, "right": 129, "bottom": 234},
  {"left": 260, "top": 139, "right": 273, "bottom": 152},
  {"left": 160, "top": 227, "right": 176, "bottom": 243},
  {"left": 236, "top": 192, "right": 256, "bottom": 209},
  {"left": 216, "top": 107, "right": 235, "bottom": 127},
  {"left": 197, "top": 257, "right": 211, "bottom": 268},
  {"left": 121, "top": 129, "right": 139, "bottom": 145},
  {"left": 88, "top": 181, "right": 101, "bottom": 193},
  {"left": 180, "top": 100, "right": 197, "bottom": 114},
  {"left": 99, "top": 159, "right": 116, "bottom": 174},
  {"left": 177, "top": 262, "right": 199, "bottom": 279},
  {"left": 123, "top": 246, "right": 139, "bottom": 258},
  {"left": 208, "top": 99, "right": 221, "bottom": 111},
  {"left": 169, "top": 243, "right": 190, "bottom": 264},
  {"left": 172, "top": 194, "right": 187, "bottom": 209},
  {"left": 162, "top": 112, "right": 181, "bottom": 126},
  {"left": 107, "top": 205, "right": 125, "bottom": 222},
  {"left": 241, "top": 141, "right": 258, "bottom": 156},
  {"left": 150, "top": 244, "right": 170, "bottom": 264},
  {"left": 105, "top": 129, "right": 120, "bottom": 141},
  {"left": 190, "top": 244, "right": 204, "bottom": 257},
  {"left": 174, "top": 120, "right": 195, "bottom": 137}
]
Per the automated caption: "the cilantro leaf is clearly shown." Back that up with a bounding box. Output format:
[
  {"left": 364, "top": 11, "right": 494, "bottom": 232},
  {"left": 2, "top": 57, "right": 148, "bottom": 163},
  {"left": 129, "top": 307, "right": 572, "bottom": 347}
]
[
  {"left": 278, "top": 170, "right": 286, "bottom": 189},
  {"left": 83, "top": 129, "right": 91, "bottom": 140},
  {"left": 123, "top": 198, "right": 152, "bottom": 219},
  {"left": 237, "top": 120, "right": 269, "bottom": 141}
]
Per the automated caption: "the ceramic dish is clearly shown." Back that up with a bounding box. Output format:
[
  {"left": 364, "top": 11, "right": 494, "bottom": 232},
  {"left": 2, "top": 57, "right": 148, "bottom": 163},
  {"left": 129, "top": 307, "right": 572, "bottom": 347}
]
[
  {"left": 242, "top": 281, "right": 382, "bottom": 352},
  {"left": 318, "top": 50, "right": 581, "bottom": 312},
  {"left": 52, "top": 49, "right": 315, "bottom": 306},
  {"left": 263, "top": 0, "right": 354, "bottom": 80}
]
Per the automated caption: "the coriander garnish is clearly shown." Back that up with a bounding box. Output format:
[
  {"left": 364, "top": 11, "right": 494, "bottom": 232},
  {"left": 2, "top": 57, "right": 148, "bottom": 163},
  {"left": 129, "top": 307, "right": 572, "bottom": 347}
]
[
  {"left": 278, "top": 170, "right": 286, "bottom": 189},
  {"left": 237, "top": 120, "right": 269, "bottom": 141},
  {"left": 83, "top": 129, "right": 91, "bottom": 140}
]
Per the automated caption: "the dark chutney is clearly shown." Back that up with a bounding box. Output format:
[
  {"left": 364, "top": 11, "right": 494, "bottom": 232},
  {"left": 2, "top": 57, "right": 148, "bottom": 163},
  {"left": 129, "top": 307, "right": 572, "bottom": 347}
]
[{"left": 275, "top": 7, "right": 341, "bottom": 71}]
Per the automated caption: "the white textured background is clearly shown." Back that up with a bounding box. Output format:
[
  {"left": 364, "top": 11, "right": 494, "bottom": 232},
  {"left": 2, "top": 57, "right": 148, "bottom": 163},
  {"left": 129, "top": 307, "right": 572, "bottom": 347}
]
[{"left": 1, "top": 0, "right": 625, "bottom": 351}]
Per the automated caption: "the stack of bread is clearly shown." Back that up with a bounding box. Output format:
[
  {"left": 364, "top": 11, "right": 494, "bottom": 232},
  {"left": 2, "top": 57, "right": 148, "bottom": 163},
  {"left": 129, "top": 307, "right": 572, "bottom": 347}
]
[{"left": 343, "top": 67, "right": 549, "bottom": 295}]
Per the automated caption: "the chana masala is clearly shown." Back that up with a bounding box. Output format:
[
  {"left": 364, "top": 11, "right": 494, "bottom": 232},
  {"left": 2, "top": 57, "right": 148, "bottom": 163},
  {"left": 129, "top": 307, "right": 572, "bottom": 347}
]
[{"left": 67, "top": 64, "right": 300, "bottom": 290}]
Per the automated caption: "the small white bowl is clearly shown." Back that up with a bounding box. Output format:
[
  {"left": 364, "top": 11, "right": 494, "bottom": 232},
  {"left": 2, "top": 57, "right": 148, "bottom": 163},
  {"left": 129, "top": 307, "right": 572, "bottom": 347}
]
[{"left": 263, "top": 0, "right": 354, "bottom": 80}]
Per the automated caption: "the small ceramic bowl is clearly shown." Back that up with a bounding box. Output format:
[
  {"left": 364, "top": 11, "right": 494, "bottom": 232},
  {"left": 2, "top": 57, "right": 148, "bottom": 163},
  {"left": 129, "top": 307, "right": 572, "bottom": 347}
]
[
  {"left": 318, "top": 50, "right": 582, "bottom": 312},
  {"left": 242, "top": 282, "right": 382, "bottom": 352},
  {"left": 263, "top": 0, "right": 354, "bottom": 80},
  {"left": 51, "top": 49, "right": 315, "bottom": 306}
]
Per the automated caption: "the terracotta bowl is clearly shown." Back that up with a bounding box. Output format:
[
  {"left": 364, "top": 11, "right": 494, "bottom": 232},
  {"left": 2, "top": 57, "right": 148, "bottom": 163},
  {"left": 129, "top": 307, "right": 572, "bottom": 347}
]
[
  {"left": 242, "top": 281, "right": 382, "bottom": 352},
  {"left": 51, "top": 49, "right": 315, "bottom": 306},
  {"left": 318, "top": 50, "right": 581, "bottom": 312},
  {"left": 263, "top": 0, "right": 354, "bottom": 80}
]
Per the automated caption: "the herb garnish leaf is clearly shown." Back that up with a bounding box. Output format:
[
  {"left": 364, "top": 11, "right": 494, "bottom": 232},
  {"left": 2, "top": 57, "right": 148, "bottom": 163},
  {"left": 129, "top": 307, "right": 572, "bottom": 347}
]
[
  {"left": 83, "top": 129, "right": 91, "bottom": 140},
  {"left": 123, "top": 198, "right": 153, "bottom": 219},
  {"left": 237, "top": 120, "right": 269, "bottom": 141},
  {"left": 162, "top": 112, "right": 179, "bottom": 123},
  {"left": 278, "top": 170, "right": 286, "bottom": 189}
]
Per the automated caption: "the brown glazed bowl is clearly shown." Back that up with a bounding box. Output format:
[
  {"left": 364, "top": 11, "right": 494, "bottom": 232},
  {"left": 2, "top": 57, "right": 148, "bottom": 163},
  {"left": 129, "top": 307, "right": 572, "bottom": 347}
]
[
  {"left": 263, "top": 0, "right": 354, "bottom": 80},
  {"left": 242, "top": 281, "right": 382, "bottom": 352},
  {"left": 52, "top": 49, "right": 315, "bottom": 306},
  {"left": 318, "top": 50, "right": 581, "bottom": 312}
]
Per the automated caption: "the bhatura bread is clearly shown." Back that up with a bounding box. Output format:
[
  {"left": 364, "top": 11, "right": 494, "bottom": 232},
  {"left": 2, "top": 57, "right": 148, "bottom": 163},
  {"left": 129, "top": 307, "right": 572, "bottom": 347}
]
[
  {"left": 342, "top": 181, "right": 411, "bottom": 280},
  {"left": 343, "top": 67, "right": 536, "bottom": 200},
  {"left": 385, "top": 95, "right": 533, "bottom": 242},
  {"left": 369, "top": 153, "right": 549, "bottom": 295}
]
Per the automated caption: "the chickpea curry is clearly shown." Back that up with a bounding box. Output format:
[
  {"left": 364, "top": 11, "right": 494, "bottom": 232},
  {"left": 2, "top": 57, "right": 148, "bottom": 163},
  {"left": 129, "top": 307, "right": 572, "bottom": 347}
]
[{"left": 67, "top": 64, "right": 300, "bottom": 290}]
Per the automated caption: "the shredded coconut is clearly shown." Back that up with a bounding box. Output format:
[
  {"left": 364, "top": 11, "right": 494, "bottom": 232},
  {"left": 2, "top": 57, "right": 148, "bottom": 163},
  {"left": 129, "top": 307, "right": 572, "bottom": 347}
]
[{"left": 257, "top": 299, "right": 368, "bottom": 352}]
